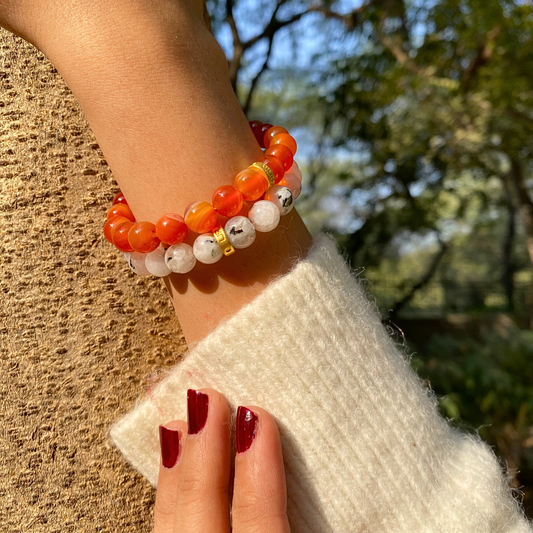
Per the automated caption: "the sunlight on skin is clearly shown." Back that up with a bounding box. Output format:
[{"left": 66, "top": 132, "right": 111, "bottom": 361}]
[{"left": 0, "top": 0, "right": 313, "bottom": 344}]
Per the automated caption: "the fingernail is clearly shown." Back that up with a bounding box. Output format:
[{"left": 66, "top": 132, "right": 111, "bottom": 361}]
[
  {"left": 236, "top": 406, "right": 258, "bottom": 453},
  {"left": 187, "top": 389, "right": 209, "bottom": 435},
  {"left": 159, "top": 425, "right": 181, "bottom": 469}
]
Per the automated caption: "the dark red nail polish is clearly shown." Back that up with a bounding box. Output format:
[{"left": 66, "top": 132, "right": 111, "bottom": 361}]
[
  {"left": 236, "top": 406, "right": 258, "bottom": 453},
  {"left": 159, "top": 425, "right": 180, "bottom": 469},
  {"left": 187, "top": 389, "right": 209, "bottom": 435}
]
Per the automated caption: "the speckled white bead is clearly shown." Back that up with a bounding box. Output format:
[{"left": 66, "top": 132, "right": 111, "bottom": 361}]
[
  {"left": 249, "top": 200, "right": 281, "bottom": 232},
  {"left": 125, "top": 251, "right": 151, "bottom": 276},
  {"left": 225, "top": 216, "right": 256, "bottom": 249},
  {"left": 193, "top": 234, "right": 223, "bottom": 264},
  {"left": 279, "top": 172, "right": 301, "bottom": 199},
  {"left": 264, "top": 185, "right": 294, "bottom": 215},
  {"left": 165, "top": 243, "right": 196, "bottom": 274},
  {"left": 145, "top": 247, "right": 172, "bottom": 278}
]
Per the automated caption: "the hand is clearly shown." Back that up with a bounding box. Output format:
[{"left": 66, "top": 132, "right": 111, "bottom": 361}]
[{"left": 155, "top": 388, "right": 291, "bottom": 532}]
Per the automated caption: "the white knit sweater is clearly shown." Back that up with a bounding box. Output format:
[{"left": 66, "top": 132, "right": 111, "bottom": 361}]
[{"left": 110, "top": 233, "right": 532, "bottom": 532}]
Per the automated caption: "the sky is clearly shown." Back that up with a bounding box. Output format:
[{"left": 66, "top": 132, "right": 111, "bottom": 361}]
[
  {"left": 209, "top": 0, "right": 380, "bottom": 234},
  {"left": 207, "top": 0, "right": 445, "bottom": 241}
]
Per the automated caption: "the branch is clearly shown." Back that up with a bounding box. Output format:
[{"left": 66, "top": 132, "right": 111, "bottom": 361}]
[
  {"left": 374, "top": 1, "right": 423, "bottom": 76},
  {"left": 375, "top": 32, "right": 423, "bottom": 75},
  {"left": 244, "top": 10, "right": 305, "bottom": 49},
  {"left": 225, "top": 0, "right": 244, "bottom": 90},
  {"left": 225, "top": 0, "right": 242, "bottom": 49},
  {"left": 243, "top": 1, "right": 374, "bottom": 50},
  {"left": 461, "top": 27, "right": 501, "bottom": 93},
  {"left": 227, "top": 0, "right": 375, "bottom": 103},
  {"left": 506, "top": 159, "right": 533, "bottom": 267},
  {"left": 510, "top": 159, "right": 533, "bottom": 220},
  {"left": 501, "top": 180, "right": 516, "bottom": 312},
  {"left": 389, "top": 233, "right": 447, "bottom": 319},
  {"left": 242, "top": 35, "right": 274, "bottom": 115},
  {"left": 503, "top": 158, "right": 533, "bottom": 326}
]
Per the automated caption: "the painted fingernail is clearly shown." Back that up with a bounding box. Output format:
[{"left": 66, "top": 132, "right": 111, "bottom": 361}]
[
  {"left": 236, "top": 406, "right": 258, "bottom": 453},
  {"left": 159, "top": 425, "right": 181, "bottom": 469},
  {"left": 187, "top": 389, "right": 209, "bottom": 435}
]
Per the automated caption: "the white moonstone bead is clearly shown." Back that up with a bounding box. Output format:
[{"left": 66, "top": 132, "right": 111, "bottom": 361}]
[
  {"left": 125, "top": 251, "right": 151, "bottom": 276},
  {"left": 145, "top": 247, "right": 172, "bottom": 278},
  {"left": 264, "top": 185, "right": 294, "bottom": 215},
  {"left": 165, "top": 243, "right": 196, "bottom": 274},
  {"left": 225, "top": 216, "right": 256, "bottom": 249},
  {"left": 286, "top": 161, "right": 302, "bottom": 182},
  {"left": 248, "top": 200, "right": 281, "bottom": 232},
  {"left": 279, "top": 172, "right": 302, "bottom": 199},
  {"left": 193, "top": 234, "right": 223, "bottom": 264}
]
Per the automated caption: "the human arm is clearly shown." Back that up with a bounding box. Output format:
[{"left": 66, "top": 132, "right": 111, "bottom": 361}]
[{"left": 0, "top": 0, "right": 312, "bottom": 344}]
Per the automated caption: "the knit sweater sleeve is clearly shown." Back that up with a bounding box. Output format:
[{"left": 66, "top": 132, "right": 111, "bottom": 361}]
[{"left": 109, "top": 233, "right": 532, "bottom": 533}]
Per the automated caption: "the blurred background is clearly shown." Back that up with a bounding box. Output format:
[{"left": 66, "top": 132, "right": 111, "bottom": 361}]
[{"left": 206, "top": 0, "right": 533, "bottom": 516}]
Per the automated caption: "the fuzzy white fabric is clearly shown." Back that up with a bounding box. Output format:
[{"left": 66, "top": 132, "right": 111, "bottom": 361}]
[{"left": 110, "top": 233, "right": 532, "bottom": 532}]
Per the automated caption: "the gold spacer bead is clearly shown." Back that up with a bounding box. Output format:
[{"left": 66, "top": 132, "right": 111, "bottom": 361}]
[
  {"left": 213, "top": 227, "right": 235, "bottom": 256},
  {"left": 250, "top": 162, "right": 276, "bottom": 187}
]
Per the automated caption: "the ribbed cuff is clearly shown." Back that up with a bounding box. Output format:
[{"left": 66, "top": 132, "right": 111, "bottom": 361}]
[{"left": 109, "top": 233, "right": 531, "bottom": 532}]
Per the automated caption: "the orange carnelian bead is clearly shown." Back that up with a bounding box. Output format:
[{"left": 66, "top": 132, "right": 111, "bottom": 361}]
[
  {"left": 260, "top": 155, "right": 285, "bottom": 184},
  {"left": 212, "top": 185, "right": 244, "bottom": 217},
  {"left": 113, "top": 191, "right": 128, "bottom": 205},
  {"left": 234, "top": 168, "right": 269, "bottom": 201},
  {"left": 104, "top": 216, "right": 129, "bottom": 243},
  {"left": 265, "top": 144, "right": 293, "bottom": 171},
  {"left": 112, "top": 220, "right": 134, "bottom": 252},
  {"left": 156, "top": 213, "right": 188, "bottom": 245},
  {"left": 107, "top": 203, "right": 135, "bottom": 222},
  {"left": 184, "top": 201, "right": 218, "bottom": 234},
  {"left": 270, "top": 133, "right": 297, "bottom": 156},
  {"left": 128, "top": 221, "right": 160, "bottom": 253},
  {"left": 263, "top": 126, "right": 288, "bottom": 149}
]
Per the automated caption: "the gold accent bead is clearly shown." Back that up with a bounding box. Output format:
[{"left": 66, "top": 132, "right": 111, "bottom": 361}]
[
  {"left": 213, "top": 227, "right": 235, "bottom": 256},
  {"left": 250, "top": 162, "right": 276, "bottom": 187}
]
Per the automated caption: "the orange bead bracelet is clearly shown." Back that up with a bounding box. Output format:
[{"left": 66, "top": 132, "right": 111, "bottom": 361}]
[{"left": 104, "top": 120, "right": 302, "bottom": 276}]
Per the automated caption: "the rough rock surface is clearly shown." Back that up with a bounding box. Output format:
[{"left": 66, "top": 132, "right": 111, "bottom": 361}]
[{"left": 0, "top": 30, "right": 186, "bottom": 532}]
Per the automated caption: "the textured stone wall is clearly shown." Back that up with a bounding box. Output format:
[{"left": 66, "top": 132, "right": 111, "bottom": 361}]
[{"left": 0, "top": 31, "right": 187, "bottom": 532}]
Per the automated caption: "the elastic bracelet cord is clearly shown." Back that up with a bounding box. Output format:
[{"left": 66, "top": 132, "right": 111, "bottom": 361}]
[{"left": 102, "top": 120, "right": 302, "bottom": 277}]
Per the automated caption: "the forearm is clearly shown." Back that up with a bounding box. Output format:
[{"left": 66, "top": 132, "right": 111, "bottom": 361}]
[{"left": 1, "top": 1, "right": 312, "bottom": 343}]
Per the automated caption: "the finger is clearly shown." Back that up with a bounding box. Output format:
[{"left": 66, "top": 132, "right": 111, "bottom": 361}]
[
  {"left": 174, "top": 388, "right": 232, "bottom": 533},
  {"left": 232, "top": 406, "right": 290, "bottom": 533},
  {"left": 153, "top": 420, "right": 187, "bottom": 533}
]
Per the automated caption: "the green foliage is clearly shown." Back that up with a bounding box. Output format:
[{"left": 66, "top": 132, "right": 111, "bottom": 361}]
[
  {"left": 411, "top": 326, "right": 533, "bottom": 469},
  {"left": 323, "top": 0, "right": 533, "bottom": 267},
  {"left": 209, "top": 0, "right": 533, "bottom": 278},
  {"left": 414, "top": 327, "right": 532, "bottom": 423}
]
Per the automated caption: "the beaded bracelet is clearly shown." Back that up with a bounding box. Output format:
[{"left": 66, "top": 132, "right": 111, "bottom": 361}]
[{"left": 103, "top": 121, "right": 302, "bottom": 277}]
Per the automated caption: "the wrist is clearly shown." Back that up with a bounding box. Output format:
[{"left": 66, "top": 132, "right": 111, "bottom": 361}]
[{"left": 9, "top": 1, "right": 313, "bottom": 344}]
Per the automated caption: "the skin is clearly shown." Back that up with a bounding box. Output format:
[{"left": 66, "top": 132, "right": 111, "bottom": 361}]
[
  {"left": 0, "top": 1, "right": 304, "bottom": 529},
  {"left": 155, "top": 389, "right": 290, "bottom": 533},
  {"left": 0, "top": 0, "right": 313, "bottom": 345}
]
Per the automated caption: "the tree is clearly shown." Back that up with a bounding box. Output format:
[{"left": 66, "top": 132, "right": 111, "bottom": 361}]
[
  {"left": 206, "top": 0, "right": 533, "bottom": 319},
  {"left": 319, "top": 0, "right": 533, "bottom": 319}
]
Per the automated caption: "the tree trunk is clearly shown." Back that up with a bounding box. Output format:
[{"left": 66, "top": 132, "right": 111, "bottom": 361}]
[
  {"left": 502, "top": 182, "right": 516, "bottom": 312},
  {"left": 503, "top": 159, "right": 533, "bottom": 327}
]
